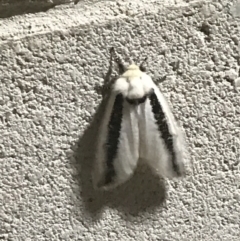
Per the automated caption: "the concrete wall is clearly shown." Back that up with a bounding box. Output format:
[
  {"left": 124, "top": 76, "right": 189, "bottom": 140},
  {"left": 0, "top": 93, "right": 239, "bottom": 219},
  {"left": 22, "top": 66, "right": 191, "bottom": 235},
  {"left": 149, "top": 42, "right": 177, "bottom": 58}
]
[{"left": 1, "top": 0, "right": 240, "bottom": 240}]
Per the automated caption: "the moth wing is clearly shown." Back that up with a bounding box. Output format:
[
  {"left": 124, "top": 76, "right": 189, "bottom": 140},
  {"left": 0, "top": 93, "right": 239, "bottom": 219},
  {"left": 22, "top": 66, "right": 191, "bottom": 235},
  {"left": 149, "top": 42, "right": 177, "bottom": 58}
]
[
  {"left": 139, "top": 83, "right": 186, "bottom": 178},
  {"left": 93, "top": 93, "right": 140, "bottom": 190}
]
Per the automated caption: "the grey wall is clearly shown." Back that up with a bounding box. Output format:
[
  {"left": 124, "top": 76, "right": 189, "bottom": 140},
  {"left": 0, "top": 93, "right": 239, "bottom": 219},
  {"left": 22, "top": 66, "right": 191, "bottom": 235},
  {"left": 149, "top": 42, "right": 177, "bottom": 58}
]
[{"left": 1, "top": 0, "right": 240, "bottom": 240}]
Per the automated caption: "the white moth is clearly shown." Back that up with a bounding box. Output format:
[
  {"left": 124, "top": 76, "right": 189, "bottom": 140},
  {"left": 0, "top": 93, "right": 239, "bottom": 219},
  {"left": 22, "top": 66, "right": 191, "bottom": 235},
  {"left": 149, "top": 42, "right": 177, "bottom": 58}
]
[{"left": 93, "top": 48, "right": 187, "bottom": 190}]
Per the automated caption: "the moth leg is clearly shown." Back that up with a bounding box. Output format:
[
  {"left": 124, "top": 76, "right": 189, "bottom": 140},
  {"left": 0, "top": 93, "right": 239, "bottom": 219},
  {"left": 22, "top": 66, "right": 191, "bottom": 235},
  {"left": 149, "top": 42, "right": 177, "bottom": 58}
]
[
  {"left": 155, "top": 75, "right": 167, "bottom": 84},
  {"left": 110, "top": 47, "right": 126, "bottom": 75}
]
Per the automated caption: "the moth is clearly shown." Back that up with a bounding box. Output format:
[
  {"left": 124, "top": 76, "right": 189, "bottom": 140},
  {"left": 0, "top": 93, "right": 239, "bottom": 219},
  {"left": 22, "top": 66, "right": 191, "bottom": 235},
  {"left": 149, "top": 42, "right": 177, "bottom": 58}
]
[{"left": 93, "top": 47, "right": 188, "bottom": 190}]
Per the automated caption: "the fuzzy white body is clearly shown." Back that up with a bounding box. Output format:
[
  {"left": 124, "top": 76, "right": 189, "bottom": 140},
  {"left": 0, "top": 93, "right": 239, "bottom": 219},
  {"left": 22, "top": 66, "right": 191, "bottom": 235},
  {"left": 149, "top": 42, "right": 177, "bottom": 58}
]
[
  {"left": 114, "top": 65, "right": 153, "bottom": 99},
  {"left": 93, "top": 64, "right": 187, "bottom": 190}
]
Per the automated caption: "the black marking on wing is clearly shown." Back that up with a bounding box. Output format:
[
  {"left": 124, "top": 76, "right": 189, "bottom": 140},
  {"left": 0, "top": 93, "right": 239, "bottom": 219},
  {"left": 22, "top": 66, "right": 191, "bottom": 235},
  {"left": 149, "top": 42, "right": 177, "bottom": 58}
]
[
  {"left": 126, "top": 95, "right": 147, "bottom": 105},
  {"left": 149, "top": 90, "right": 180, "bottom": 176},
  {"left": 105, "top": 93, "right": 124, "bottom": 185}
]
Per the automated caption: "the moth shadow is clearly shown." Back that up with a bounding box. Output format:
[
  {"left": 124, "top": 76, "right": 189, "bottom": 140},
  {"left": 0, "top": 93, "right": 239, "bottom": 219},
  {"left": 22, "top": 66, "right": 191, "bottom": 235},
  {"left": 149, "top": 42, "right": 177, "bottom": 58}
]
[{"left": 73, "top": 96, "right": 167, "bottom": 219}]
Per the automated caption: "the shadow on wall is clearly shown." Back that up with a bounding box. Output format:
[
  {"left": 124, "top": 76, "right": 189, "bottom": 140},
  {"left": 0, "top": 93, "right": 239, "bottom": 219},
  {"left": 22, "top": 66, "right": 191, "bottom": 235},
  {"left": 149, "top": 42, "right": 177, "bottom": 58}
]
[
  {"left": 0, "top": 0, "right": 78, "bottom": 18},
  {"left": 0, "top": 0, "right": 116, "bottom": 19},
  {"left": 0, "top": 1, "right": 55, "bottom": 18},
  {"left": 71, "top": 61, "right": 167, "bottom": 219}
]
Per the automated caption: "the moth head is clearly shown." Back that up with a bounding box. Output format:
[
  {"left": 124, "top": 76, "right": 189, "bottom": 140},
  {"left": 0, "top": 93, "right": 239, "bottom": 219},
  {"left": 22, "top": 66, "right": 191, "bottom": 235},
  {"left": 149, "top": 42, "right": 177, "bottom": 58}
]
[{"left": 126, "top": 64, "right": 140, "bottom": 71}]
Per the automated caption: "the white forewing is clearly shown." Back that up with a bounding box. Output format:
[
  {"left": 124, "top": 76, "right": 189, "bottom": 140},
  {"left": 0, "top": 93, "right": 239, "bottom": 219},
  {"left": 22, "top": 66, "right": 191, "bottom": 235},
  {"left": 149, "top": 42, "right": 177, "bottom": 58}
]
[
  {"left": 93, "top": 93, "right": 115, "bottom": 188},
  {"left": 93, "top": 92, "right": 139, "bottom": 190},
  {"left": 112, "top": 101, "right": 139, "bottom": 185},
  {"left": 138, "top": 80, "right": 186, "bottom": 178}
]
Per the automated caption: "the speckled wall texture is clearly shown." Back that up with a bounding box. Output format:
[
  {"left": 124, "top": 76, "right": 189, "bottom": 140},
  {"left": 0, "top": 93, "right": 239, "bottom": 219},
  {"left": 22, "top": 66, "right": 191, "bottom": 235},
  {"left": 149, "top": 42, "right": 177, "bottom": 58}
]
[{"left": 0, "top": 0, "right": 240, "bottom": 240}]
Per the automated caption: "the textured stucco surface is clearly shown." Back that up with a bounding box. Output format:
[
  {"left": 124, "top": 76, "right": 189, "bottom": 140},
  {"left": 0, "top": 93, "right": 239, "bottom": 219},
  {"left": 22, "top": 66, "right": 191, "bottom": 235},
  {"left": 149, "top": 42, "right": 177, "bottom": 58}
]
[{"left": 0, "top": 0, "right": 240, "bottom": 240}]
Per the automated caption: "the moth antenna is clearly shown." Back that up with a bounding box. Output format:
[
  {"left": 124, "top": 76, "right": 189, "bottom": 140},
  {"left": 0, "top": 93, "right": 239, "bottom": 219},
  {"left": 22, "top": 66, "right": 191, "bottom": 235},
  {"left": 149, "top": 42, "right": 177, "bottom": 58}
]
[
  {"left": 139, "top": 57, "right": 148, "bottom": 72},
  {"left": 131, "top": 57, "right": 137, "bottom": 65},
  {"left": 109, "top": 47, "right": 126, "bottom": 74}
]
